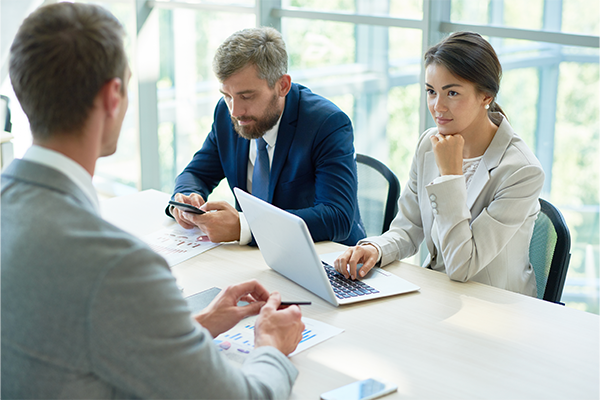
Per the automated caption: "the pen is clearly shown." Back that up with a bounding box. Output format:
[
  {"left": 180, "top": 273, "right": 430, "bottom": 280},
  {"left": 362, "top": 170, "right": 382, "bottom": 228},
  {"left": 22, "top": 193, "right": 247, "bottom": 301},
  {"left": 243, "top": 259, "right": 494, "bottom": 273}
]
[{"left": 280, "top": 301, "right": 311, "bottom": 306}]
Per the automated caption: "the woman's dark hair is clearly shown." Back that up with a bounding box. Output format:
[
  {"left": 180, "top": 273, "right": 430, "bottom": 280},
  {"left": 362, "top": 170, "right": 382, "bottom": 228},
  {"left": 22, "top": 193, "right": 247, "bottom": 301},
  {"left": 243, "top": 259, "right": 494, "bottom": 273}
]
[{"left": 424, "top": 31, "right": 506, "bottom": 121}]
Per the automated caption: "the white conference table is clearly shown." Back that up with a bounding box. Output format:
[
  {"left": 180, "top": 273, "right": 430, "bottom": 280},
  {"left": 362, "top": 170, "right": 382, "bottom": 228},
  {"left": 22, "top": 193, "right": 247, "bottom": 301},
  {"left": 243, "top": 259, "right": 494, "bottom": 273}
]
[{"left": 101, "top": 189, "right": 599, "bottom": 400}]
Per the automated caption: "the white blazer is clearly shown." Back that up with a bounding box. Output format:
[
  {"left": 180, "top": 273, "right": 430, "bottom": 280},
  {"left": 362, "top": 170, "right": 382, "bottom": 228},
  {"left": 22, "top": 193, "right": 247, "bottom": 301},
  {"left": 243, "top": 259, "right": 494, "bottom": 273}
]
[{"left": 364, "top": 114, "right": 544, "bottom": 296}]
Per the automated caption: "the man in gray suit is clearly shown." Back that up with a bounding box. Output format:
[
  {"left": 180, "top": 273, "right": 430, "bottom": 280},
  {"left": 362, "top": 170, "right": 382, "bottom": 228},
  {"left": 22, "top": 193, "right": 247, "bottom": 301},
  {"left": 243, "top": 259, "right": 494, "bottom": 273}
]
[{"left": 1, "top": 3, "right": 304, "bottom": 399}]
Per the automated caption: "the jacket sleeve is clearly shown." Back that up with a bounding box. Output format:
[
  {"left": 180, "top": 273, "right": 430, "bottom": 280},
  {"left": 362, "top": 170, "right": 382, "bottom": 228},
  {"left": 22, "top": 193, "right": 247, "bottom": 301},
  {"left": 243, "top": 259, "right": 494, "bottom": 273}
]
[
  {"left": 89, "top": 245, "right": 298, "bottom": 399},
  {"left": 290, "top": 111, "right": 359, "bottom": 244},
  {"left": 425, "top": 161, "right": 544, "bottom": 283}
]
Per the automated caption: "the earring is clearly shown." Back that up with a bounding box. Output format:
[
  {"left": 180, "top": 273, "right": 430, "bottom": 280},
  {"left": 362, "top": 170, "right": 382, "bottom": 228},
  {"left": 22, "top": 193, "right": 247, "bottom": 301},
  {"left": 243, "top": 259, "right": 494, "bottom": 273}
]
[{"left": 485, "top": 104, "right": 490, "bottom": 110}]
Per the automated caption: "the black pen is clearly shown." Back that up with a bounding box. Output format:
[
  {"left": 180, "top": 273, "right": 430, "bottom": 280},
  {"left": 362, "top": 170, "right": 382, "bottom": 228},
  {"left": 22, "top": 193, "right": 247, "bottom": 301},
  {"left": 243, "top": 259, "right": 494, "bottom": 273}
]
[{"left": 280, "top": 301, "right": 311, "bottom": 306}]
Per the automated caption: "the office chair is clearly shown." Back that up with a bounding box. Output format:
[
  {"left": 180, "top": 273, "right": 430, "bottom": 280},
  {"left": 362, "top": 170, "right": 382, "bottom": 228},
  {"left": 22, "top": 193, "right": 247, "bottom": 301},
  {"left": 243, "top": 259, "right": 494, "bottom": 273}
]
[
  {"left": 529, "top": 198, "right": 571, "bottom": 304},
  {"left": 1, "top": 95, "right": 12, "bottom": 133},
  {"left": 356, "top": 154, "right": 401, "bottom": 237}
]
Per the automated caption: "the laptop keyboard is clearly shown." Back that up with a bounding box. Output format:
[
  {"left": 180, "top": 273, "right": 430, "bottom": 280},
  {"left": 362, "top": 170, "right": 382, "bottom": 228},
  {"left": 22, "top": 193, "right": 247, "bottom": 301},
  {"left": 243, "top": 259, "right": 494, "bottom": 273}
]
[{"left": 322, "top": 262, "right": 380, "bottom": 299}]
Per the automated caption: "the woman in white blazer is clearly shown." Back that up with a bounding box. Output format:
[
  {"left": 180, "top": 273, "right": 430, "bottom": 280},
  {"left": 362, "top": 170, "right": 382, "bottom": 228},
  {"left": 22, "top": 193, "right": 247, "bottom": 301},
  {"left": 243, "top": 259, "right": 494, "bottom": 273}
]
[{"left": 335, "top": 32, "right": 544, "bottom": 296}]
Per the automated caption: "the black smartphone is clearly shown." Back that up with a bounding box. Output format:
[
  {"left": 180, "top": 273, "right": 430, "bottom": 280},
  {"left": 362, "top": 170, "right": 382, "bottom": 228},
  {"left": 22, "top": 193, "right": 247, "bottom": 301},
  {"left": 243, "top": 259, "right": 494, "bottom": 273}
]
[{"left": 168, "top": 200, "right": 206, "bottom": 215}]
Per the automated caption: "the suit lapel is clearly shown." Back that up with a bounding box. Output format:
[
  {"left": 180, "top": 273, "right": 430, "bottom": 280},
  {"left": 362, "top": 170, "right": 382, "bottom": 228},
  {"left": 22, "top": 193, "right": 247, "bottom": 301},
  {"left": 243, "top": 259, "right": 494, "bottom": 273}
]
[
  {"left": 466, "top": 162, "right": 490, "bottom": 209},
  {"left": 236, "top": 138, "right": 250, "bottom": 192},
  {"left": 466, "top": 116, "right": 513, "bottom": 209},
  {"left": 268, "top": 84, "right": 299, "bottom": 202}
]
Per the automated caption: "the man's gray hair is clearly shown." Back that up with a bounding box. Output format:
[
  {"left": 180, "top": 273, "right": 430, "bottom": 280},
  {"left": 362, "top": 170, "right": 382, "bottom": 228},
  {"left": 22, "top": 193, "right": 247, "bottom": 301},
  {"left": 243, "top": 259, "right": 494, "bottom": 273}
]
[{"left": 213, "top": 27, "right": 287, "bottom": 87}]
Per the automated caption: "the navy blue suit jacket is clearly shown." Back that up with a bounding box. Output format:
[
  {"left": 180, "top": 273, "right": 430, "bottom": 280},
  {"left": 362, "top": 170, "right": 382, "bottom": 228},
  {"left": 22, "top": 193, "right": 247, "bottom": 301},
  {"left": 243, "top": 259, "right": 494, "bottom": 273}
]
[{"left": 171, "top": 83, "right": 365, "bottom": 246}]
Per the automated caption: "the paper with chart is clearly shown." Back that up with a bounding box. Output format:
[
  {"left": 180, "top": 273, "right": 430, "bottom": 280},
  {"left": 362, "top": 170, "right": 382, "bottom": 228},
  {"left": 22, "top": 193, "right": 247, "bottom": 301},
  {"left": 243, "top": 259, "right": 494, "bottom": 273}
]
[
  {"left": 214, "top": 316, "right": 344, "bottom": 363},
  {"left": 142, "top": 225, "right": 220, "bottom": 267}
]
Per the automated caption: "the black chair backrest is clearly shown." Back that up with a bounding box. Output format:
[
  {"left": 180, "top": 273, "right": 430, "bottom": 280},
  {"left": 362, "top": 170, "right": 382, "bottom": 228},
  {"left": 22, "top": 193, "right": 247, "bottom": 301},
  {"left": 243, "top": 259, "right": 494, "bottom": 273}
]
[
  {"left": 356, "top": 154, "right": 401, "bottom": 237},
  {"left": 1, "top": 95, "right": 12, "bottom": 133},
  {"left": 529, "top": 198, "right": 571, "bottom": 304}
]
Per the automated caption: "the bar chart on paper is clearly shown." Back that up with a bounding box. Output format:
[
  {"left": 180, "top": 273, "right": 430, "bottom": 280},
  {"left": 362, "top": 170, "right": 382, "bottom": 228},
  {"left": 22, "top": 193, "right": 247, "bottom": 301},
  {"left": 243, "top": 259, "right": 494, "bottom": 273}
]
[
  {"left": 142, "top": 225, "right": 220, "bottom": 267},
  {"left": 214, "top": 316, "right": 344, "bottom": 362}
]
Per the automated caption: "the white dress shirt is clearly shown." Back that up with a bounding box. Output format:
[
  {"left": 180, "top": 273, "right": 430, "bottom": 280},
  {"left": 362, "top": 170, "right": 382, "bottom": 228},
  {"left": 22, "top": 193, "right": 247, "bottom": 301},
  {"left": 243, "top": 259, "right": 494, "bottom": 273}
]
[{"left": 238, "top": 116, "right": 282, "bottom": 245}]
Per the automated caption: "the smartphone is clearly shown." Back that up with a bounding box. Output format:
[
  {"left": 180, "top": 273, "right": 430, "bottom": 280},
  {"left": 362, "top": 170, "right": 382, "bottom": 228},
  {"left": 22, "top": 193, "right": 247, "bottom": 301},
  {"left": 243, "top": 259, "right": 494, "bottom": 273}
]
[
  {"left": 168, "top": 200, "right": 206, "bottom": 215},
  {"left": 320, "top": 378, "right": 397, "bottom": 400}
]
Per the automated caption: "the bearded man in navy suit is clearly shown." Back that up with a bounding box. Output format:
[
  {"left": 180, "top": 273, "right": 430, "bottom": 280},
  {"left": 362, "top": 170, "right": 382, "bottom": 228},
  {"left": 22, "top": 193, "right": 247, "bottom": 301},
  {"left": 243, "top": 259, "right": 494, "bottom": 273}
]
[{"left": 168, "top": 27, "right": 365, "bottom": 246}]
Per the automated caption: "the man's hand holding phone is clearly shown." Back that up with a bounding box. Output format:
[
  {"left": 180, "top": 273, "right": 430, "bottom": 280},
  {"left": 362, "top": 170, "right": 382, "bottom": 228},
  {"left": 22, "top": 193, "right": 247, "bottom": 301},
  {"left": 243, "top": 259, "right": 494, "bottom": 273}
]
[
  {"left": 169, "top": 193, "right": 242, "bottom": 243},
  {"left": 170, "top": 193, "right": 206, "bottom": 229},
  {"left": 169, "top": 200, "right": 206, "bottom": 215}
]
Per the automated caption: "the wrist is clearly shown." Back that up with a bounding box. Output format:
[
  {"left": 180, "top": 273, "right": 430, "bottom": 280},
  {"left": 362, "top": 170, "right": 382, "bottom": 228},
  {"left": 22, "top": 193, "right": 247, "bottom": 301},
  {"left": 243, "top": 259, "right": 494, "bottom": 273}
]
[
  {"left": 194, "top": 310, "right": 216, "bottom": 336},
  {"left": 255, "top": 334, "right": 279, "bottom": 351},
  {"left": 361, "top": 242, "right": 379, "bottom": 255},
  {"left": 440, "top": 170, "right": 462, "bottom": 176}
]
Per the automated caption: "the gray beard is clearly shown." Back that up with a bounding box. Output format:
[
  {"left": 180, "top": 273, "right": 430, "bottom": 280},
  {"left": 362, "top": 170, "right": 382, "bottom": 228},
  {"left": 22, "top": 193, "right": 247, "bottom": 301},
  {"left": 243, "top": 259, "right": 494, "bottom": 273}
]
[{"left": 230, "top": 95, "right": 281, "bottom": 140}]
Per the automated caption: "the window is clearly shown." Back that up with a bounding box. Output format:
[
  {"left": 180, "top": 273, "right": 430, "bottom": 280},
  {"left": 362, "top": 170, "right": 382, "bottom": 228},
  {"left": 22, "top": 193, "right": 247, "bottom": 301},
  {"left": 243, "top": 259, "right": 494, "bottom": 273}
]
[{"left": 155, "top": 7, "right": 255, "bottom": 200}]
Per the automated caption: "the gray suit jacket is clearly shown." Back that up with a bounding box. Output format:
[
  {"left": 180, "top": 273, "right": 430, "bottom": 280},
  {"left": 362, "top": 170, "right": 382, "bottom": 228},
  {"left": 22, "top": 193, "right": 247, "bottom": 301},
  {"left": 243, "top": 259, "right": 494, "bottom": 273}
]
[
  {"left": 1, "top": 159, "right": 297, "bottom": 399},
  {"left": 364, "top": 115, "right": 543, "bottom": 296}
]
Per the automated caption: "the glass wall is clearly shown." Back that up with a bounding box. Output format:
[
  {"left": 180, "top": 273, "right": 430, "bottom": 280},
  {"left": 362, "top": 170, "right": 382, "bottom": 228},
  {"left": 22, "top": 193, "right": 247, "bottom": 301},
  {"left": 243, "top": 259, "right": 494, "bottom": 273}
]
[
  {"left": 91, "top": 0, "right": 140, "bottom": 195},
  {"left": 2, "top": 0, "right": 598, "bottom": 313},
  {"left": 155, "top": 7, "right": 255, "bottom": 200}
]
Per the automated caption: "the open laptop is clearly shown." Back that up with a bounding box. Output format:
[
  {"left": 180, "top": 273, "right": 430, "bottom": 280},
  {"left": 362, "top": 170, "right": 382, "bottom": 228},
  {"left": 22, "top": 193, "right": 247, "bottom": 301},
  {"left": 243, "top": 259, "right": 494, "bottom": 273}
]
[{"left": 234, "top": 188, "right": 419, "bottom": 306}]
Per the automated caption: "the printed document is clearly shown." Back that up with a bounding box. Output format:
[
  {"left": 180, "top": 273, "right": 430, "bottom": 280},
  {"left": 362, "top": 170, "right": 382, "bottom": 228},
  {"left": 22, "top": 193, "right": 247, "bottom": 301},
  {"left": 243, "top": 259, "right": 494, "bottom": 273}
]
[
  {"left": 214, "top": 315, "right": 344, "bottom": 363},
  {"left": 142, "top": 225, "right": 220, "bottom": 267}
]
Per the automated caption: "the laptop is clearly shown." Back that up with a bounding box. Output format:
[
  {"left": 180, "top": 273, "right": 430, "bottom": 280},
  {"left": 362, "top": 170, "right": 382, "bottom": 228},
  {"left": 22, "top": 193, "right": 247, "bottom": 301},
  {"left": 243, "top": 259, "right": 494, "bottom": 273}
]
[{"left": 234, "top": 188, "right": 420, "bottom": 306}]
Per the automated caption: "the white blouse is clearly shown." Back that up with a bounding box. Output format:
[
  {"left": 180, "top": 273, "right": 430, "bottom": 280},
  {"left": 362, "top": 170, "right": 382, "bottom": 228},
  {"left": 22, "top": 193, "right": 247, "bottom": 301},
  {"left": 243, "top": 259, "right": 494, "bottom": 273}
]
[{"left": 462, "top": 155, "right": 483, "bottom": 189}]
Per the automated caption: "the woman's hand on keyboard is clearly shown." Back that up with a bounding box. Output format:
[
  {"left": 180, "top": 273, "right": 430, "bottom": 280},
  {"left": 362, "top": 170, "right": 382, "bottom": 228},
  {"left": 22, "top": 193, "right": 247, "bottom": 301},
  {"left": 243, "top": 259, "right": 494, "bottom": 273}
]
[{"left": 334, "top": 243, "right": 380, "bottom": 280}]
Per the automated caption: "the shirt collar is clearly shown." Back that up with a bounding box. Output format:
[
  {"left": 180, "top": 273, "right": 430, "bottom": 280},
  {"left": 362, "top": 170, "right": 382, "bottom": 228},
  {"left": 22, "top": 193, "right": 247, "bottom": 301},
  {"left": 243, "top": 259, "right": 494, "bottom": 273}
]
[
  {"left": 22, "top": 145, "right": 100, "bottom": 213},
  {"left": 261, "top": 111, "right": 283, "bottom": 147}
]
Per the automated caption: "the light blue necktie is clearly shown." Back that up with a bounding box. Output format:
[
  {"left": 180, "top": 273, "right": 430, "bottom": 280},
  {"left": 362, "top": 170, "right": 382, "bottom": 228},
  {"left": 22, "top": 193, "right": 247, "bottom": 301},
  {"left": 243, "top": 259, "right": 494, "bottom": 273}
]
[{"left": 252, "top": 137, "right": 270, "bottom": 201}]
